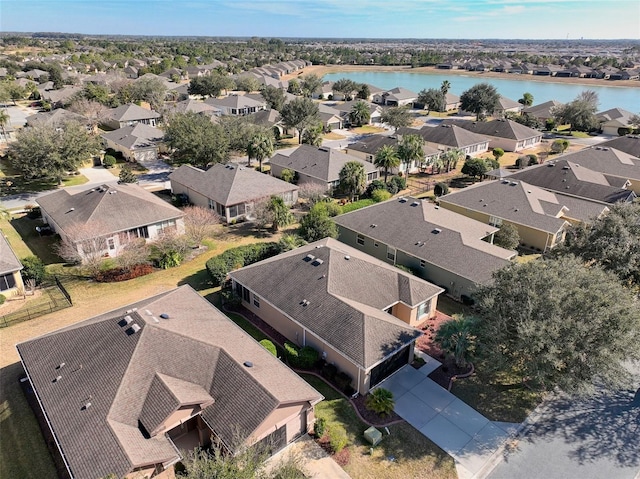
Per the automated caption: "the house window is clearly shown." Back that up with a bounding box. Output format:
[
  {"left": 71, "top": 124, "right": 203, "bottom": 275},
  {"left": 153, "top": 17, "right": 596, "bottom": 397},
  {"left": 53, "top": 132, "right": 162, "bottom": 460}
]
[
  {"left": 417, "top": 300, "right": 430, "bottom": 318},
  {"left": 216, "top": 203, "right": 225, "bottom": 217},
  {"left": 554, "top": 229, "right": 565, "bottom": 244},
  {"left": 282, "top": 191, "right": 294, "bottom": 203},
  {"left": 420, "top": 260, "right": 426, "bottom": 268},
  {"left": 208, "top": 198, "right": 216, "bottom": 210},
  {"left": 356, "top": 234, "right": 365, "bottom": 245},
  {"left": 243, "top": 286, "right": 250, "bottom": 302},
  {"left": 228, "top": 203, "right": 246, "bottom": 219},
  {"left": 157, "top": 220, "right": 176, "bottom": 235},
  {"left": 108, "top": 238, "right": 115, "bottom": 250},
  {"left": 489, "top": 216, "right": 503, "bottom": 227},
  {"left": 374, "top": 241, "right": 379, "bottom": 248},
  {"left": 387, "top": 246, "right": 396, "bottom": 263},
  {"left": 253, "top": 294, "right": 260, "bottom": 308},
  {"left": 128, "top": 226, "right": 149, "bottom": 239},
  {"left": 0, "top": 273, "right": 16, "bottom": 291}
]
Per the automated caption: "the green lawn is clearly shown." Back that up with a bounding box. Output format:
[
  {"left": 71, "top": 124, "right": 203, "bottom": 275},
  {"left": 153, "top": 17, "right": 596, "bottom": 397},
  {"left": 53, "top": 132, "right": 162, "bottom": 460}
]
[
  {"left": 301, "top": 374, "right": 456, "bottom": 479},
  {"left": 8, "top": 215, "right": 64, "bottom": 265},
  {"left": 0, "top": 158, "right": 88, "bottom": 195},
  {"left": 436, "top": 295, "right": 473, "bottom": 317}
]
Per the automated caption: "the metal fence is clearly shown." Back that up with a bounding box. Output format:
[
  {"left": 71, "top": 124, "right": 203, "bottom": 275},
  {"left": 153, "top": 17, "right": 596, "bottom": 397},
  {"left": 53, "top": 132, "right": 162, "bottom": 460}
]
[{"left": 0, "top": 276, "right": 72, "bottom": 328}]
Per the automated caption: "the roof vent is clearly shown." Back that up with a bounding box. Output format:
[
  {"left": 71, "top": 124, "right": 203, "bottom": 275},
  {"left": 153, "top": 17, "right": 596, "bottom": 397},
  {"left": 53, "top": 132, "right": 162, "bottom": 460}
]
[
  {"left": 411, "top": 201, "right": 419, "bottom": 207},
  {"left": 510, "top": 181, "right": 518, "bottom": 186},
  {"left": 312, "top": 258, "right": 324, "bottom": 266},
  {"left": 243, "top": 361, "right": 253, "bottom": 368},
  {"left": 562, "top": 165, "right": 570, "bottom": 170},
  {"left": 109, "top": 190, "right": 117, "bottom": 194},
  {"left": 56, "top": 362, "right": 66, "bottom": 370},
  {"left": 434, "top": 205, "right": 439, "bottom": 209},
  {"left": 126, "top": 323, "right": 141, "bottom": 335},
  {"left": 370, "top": 224, "right": 377, "bottom": 228},
  {"left": 304, "top": 254, "right": 315, "bottom": 262},
  {"left": 67, "top": 207, "right": 75, "bottom": 213},
  {"left": 81, "top": 402, "right": 91, "bottom": 411},
  {"left": 399, "top": 197, "right": 407, "bottom": 203},
  {"left": 602, "top": 147, "right": 609, "bottom": 151},
  {"left": 300, "top": 299, "right": 310, "bottom": 307},
  {"left": 432, "top": 228, "right": 442, "bottom": 234},
  {"left": 159, "top": 313, "right": 169, "bottom": 319},
  {"left": 53, "top": 375, "right": 62, "bottom": 383},
  {"left": 344, "top": 255, "right": 350, "bottom": 260}
]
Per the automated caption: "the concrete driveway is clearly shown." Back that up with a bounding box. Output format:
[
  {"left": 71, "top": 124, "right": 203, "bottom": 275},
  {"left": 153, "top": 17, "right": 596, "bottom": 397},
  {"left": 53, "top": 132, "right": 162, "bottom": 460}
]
[{"left": 378, "top": 363, "right": 518, "bottom": 479}]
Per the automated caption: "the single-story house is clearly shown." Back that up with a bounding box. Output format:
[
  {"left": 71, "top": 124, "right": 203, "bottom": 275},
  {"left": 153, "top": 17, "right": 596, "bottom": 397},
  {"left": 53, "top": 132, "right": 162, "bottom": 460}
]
[
  {"left": 0, "top": 233, "right": 24, "bottom": 297},
  {"left": 229, "top": 238, "right": 443, "bottom": 394},
  {"left": 508, "top": 159, "right": 636, "bottom": 204},
  {"left": 494, "top": 96, "right": 522, "bottom": 118},
  {"left": 439, "top": 179, "right": 609, "bottom": 252},
  {"left": 169, "top": 163, "right": 298, "bottom": 223},
  {"left": 247, "top": 108, "right": 285, "bottom": 136},
  {"left": 269, "top": 145, "right": 379, "bottom": 192},
  {"left": 205, "top": 94, "right": 266, "bottom": 116},
  {"left": 165, "top": 99, "right": 220, "bottom": 118},
  {"left": 313, "top": 81, "right": 335, "bottom": 100},
  {"left": 101, "top": 123, "right": 164, "bottom": 163},
  {"left": 17, "top": 285, "right": 322, "bottom": 479},
  {"left": 442, "top": 118, "right": 542, "bottom": 152},
  {"left": 334, "top": 197, "right": 516, "bottom": 299},
  {"left": 598, "top": 135, "right": 640, "bottom": 158},
  {"left": 522, "top": 100, "right": 563, "bottom": 123},
  {"left": 398, "top": 124, "right": 490, "bottom": 157},
  {"left": 331, "top": 100, "right": 383, "bottom": 126},
  {"left": 560, "top": 145, "right": 640, "bottom": 194},
  {"left": 102, "top": 103, "right": 161, "bottom": 130},
  {"left": 39, "top": 86, "right": 83, "bottom": 109},
  {"left": 37, "top": 184, "right": 185, "bottom": 262},
  {"left": 25, "top": 108, "right": 89, "bottom": 128},
  {"left": 318, "top": 103, "right": 344, "bottom": 130},
  {"left": 444, "top": 92, "right": 461, "bottom": 111},
  {"left": 345, "top": 134, "right": 441, "bottom": 174},
  {"left": 596, "top": 108, "right": 636, "bottom": 136},
  {"left": 373, "top": 87, "right": 418, "bottom": 107}
]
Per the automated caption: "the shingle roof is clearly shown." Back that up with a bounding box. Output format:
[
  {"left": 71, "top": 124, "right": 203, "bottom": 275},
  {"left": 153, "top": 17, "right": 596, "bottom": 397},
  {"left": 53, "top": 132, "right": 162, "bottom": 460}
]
[
  {"left": 523, "top": 100, "right": 563, "bottom": 118},
  {"left": 346, "top": 135, "right": 440, "bottom": 158},
  {"left": 497, "top": 95, "right": 521, "bottom": 110},
  {"left": 440, "top": 179, "right": 606, "bottom": 232},
  {"left": 561, "top": 146, "right": 640, "bottom": 182},
  {"left": 25, "top": 108, "right": 88, "bottom": 127},
  {"left": 269, "top": 145, "right": 378, "bottom": 183},
  {"left": 167, "top": 99, "right": 219, "bottom": 115},
  {"left": 398, "top": 124, "right": 489, "bottom": 149},
  {"left": 597, "top": 107, "right": 634, "bottom": 125},
  {"left": 229, "top": 238, "right": 439, "bottom": 369},
  {"left": 205, "top": 94, "right": 266, "bottom": 110},
  {"left": 384, "top": 87, "right": 418, "bottom": 101},
  {"left": 17, "top": 286, "right": 321, "bottom": 479},
  {"left": 0, "top": 232, "right": 23, "bottom": 275},
  {"left": 441, "top": 118, "right": 541, "bottom": 141},
  {"left": 101, "top": 123, "right": 164, "bottom": 150},
  {"left": 509, "top": 160, "right": 635, "bottom": 204},
  {"left": 334, "top": 198, "right": 514, "bottom": 285},
  {"left": 36, "top": 183, "right": 183, "bottom": 238},
  {"left": 598, "top": 136, "right": 640, "bottom": 158},
  {"left": 247, "top": 108, "right": 281, "bottom": 127},
  {"left": 106, "top": 103, "right": 160, "bottom": 122},
  {"left": 169, "top": 163, "right": 298, "bottom": 207}
]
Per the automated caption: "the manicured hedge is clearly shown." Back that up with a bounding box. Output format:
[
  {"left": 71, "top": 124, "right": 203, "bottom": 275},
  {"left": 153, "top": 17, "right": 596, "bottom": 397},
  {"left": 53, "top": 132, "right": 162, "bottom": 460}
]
[
  {"left": 259, "top": 339, "right": 278, "bottom": 356},
  {"left": 284, "top": 342, "right": 319, "bottom": 369},
  {"left": 205, "top": 242, "right": 280, "bottom": 286}
]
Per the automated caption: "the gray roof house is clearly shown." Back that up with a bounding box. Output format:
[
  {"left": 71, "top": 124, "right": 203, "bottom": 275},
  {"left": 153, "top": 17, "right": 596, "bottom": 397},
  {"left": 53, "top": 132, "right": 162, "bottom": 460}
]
[
  {"left": 494, "top": 96, "right": 522, "bottom": 117},
  {"left": 334, "top": 197, "right": 516, "bottom": 299},
  {"left": 373, "top": 87, "right": 418, "bottom": 106},
  {"left": 101, "top": 123, "right": 164, "bottom": 163},
  {"left": 17, "top": 285, "right": 322, "bottom": 479},
  {"left": 169, "top": 164, "right": 298, "bottom": 223},
  {"left": 229, "top": 238, "right": 443, "bottom": 393},
  {"left": 522, "top": 100, "right": 563, "bottom": 122},
  {"left": 25, "top": 108, "right": 89, "bottom": 128},
  {"left": 37, "top": 184, "right": 184, "bottom": 262},
  {"left": 398, "top": 124, "right": 490, "bottom": 157},
  {"left": 102, "top": 103, "right": 161, "bottom": 130},
  {"left": 204, "top": 94, "right": 266, "bottom": 116},
  {"left": 596, "top": 108, "right": 636, "bottom": 136},
  {"left": 439, "top": 179, "right": 609, "bottom": 252},
  {"left": 269, "top": 145, "right": 379, "bottom": 191},
  {"left": 331, "top": 100, "right": 383, "bottom": 126},
  {"left": 442, "top": 118, "right": 542, "bottom": 152},
  {"left": 165, "top": 99, "right": 220, "bottom": 117},
  {"left": 39, "top": 86, "right": 83, "bottom": 108},
  {"left": 508, "top": 159, "right": 636, "bottom": 204},
  {"left": 598, "top": 135, "right": 640, "bottom": 158},
  {"left": 560, "top": 145, "right": 640, "bottom": 194},
  {"left": 0, "top": 232, "right": 24, "bottom": 297}
]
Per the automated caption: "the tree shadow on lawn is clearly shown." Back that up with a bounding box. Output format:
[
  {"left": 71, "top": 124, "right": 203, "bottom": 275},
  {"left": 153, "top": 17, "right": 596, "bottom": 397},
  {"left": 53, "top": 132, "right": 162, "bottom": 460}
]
[
  {"left": 178, "top": 268, "right": 213, "bottom": 292},
  {"left": 375, "top": 422, "right": 455, "bottom": 467},
  {"left": 521, "top": 387, "right": 640, "bottom": 467},
  {"left": 10, "top": 216, "right": 63, "bottom": 265}
]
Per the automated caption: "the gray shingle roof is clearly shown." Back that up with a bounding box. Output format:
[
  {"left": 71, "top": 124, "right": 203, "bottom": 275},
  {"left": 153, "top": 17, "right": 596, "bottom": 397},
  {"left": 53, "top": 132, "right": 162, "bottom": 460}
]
[
  {"left": 0, "top": 233, "right": 23, "bottom": 275},
  {"left": 442, "top": 118, "right": 541, "bottom": 141},
  {"left": 25, "top": 108, "right": 88, "bottom": 127},
  {"left": 205, "top": 94, "right": 266, "bottom": 110},
  {"left": 334, "top": 198, "right": 514, "bottom": 285},
  {"left": 229, "top": 238, "right": 439, "bottom": 369},
  {"left": 347, "top": 134, "right": 441, "bottom": 158},
  {"left": 17, "top": 286, "right": 321, "bottom": 479},
  {"left": 36, "top": 183, "right": 183, "bottom": 238},
  {"left": 269, "top": 145, "right": 378, "bottom": 183},
  {"left": 561, "top": 146, "right": 640, "bottom": 182},
  {"left": 523, "top": 100, "right": 563, "bottom": 119},
  {"left": 101, "top": 123, "right": 164, "bottom": 150},
  {"left": 398, "top": 124, "right": 489, "bottom": 149},
  {"left": 597, "top": 107, "right": 634, "bottom": 125},
  {"left": 509, "top": 160, "right": 636, "bottom": 204},
  {"left": 169, "top": 163, "right": 298, "bottom": 207},
  {"left": 598, "top": 136, "right": 640, "bottom": 158},
  {"left": 106, "top": 103, "right": 160, "bottom": 122}
]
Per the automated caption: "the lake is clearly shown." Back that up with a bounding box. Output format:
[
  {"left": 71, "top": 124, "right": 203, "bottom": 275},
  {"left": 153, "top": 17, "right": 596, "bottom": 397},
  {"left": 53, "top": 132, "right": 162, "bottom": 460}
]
[{"left": 323, "top": 71, "right": 640, "bottom": 112}]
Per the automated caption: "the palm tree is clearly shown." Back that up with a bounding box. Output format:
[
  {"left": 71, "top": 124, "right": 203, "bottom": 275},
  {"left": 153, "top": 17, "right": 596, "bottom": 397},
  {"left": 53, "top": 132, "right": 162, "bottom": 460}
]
[
  {"left": 434, "top": 315, "right": 479, "bottom": 368},
  {"left": 301, "top": 122, "right": 323, "bottom": 147},
  {"left": 374, "top": 144, "right": 400, "bottom": 183},
  {"left": 518, "top": 92, "right": 534, "bottom": 107},
  {"left": 0, "top": 109, "right": 10, "bottom": 142},
  {"left": 365, "top": 388, "right": 395, "bottom": 417},
  {"left": 267, "top": 196, "right": 293, "bottom": 232},
  {"left": 440, "top": 80, "right": 451, "bottom": 95},
  {"left": 349, "top": 100, "right": 371, "bottom": 127},
  {"left": 246, "top": 132, "right": 275, "bottom": 172},
  {"left": 397, "top": 134, "right": 425, "bottom": 174},
  {"left": 338, "top": 161, "right": 366, "bottom": 201},
  {"left": 440, "top": 148, "right": 464, "bottom": 173}
]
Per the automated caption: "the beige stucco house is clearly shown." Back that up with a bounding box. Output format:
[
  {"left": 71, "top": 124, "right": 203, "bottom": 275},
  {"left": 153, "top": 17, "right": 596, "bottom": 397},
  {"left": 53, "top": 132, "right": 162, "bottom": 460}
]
[
  {"left": 0, "top": 233, "right": 24, "bottom": 297},
  {"left": 101, "top": 123, "right": 164, "bottom": 163}
]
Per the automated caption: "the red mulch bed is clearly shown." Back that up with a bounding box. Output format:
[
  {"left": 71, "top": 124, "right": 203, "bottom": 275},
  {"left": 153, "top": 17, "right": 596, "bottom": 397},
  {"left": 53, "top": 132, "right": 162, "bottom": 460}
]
[
  {"left": 95, "top": 264, "right": 154, "bottom": 282},
  {"left": 352, "top": 392, "right": 402, "bottom": 425},
  {"left": 415, "top": 310, "right": 453, "bottom": 357},
  {"left": 428, "top": 355, "right": 472, "bottom": 389}
]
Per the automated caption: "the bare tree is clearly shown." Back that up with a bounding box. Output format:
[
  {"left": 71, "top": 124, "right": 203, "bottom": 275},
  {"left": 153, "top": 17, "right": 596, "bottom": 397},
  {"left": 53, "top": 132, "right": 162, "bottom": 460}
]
[
  {"left": 56, "top": 223, "right": 108, "bottom": 278},
  {"left": 115, "top": 236, "right": 149, "bottom": 272},
  {"left": 297, "top": 182, "right": 327, "bottom": 207},
  {"left": 68, "top": 98, "right": 109, "bottom": 130},
  {"left": 252, "top": 198, "right": 273, "bottom": 232},
  {"left": 183, "top": 206, "right": 221, "bottom": 245}
]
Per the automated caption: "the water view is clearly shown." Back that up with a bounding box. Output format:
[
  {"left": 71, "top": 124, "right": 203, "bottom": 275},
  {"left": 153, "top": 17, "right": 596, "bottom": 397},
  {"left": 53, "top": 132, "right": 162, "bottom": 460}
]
[{"left": 323, "top": 71, "right": 640, "bottom": 112}]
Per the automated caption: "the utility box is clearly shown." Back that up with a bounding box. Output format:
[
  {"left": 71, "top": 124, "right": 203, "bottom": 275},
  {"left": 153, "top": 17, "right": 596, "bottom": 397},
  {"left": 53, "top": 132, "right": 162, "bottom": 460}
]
[{"left": 364, "top": 426, "right": 382, "bottom": 446}]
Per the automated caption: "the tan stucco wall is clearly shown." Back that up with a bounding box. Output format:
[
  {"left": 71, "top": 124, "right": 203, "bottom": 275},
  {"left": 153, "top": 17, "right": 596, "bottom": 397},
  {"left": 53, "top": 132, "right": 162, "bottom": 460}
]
[
  {"left": 156, "top": 406, "right": 200, "bottom": 436},
  {"left": 251, "top": 403, "right": 307, "bottom": 443},
  {"left": 626, "top": 178, "right": 640, "bottom": 194},
  {"left": 1, "top": 271, "right": 25, "bottom": 297}
]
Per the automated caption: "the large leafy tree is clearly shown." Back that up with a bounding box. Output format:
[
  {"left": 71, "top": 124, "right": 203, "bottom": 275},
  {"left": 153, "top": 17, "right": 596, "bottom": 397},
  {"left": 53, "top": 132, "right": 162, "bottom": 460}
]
[
  {"left": 164, "top": 112, "right": 229, "bottom": 168},
  {"left": 130, "top": 77, "right": 167, "bottom": 111},
  {"left": 279, "top": 97, "right": 320, "bottom": 144},
  {"left": 397, "top": 134, "right": 425, "bottom": 172},
  {"left": 417, "top": 88, "right": 445, "bottom": 112},
  {"left": 493, "top": 223, "right": 520, "bottom": 250},
  {"left": 356, "top": 83, "right": 370, "bottom": 100},
  {"left": 260, "top": 85, "right": 286, "bottom": 111},
  {"left": 475, "top": 255, "right": 640, "bottom": 393},
  {"left": 219, "top": 116, "right": 265, "bottom": 153},
  {"left": 188, "top": 72, "right": 234, "bottom": 98},
  {"left": 338, "top": 161, "right": 367, "bottom": 201},
  {"left": 300, "top": 73, "right": 322, "bottom": 98},
  {"left": 246, "top": 131, "right": 274, "bottom": 172},
  {"left": 0, "top": 109, "right": 10, "bottom": 141},
  {"left": 556, "top": 202, "right": 640, "bottom": 287},
  {"left": 349, "top": 100, "right": 371, "bottom": 127},
  {"left": 298, "top": 204, "right": 338, "bottom": 242},
  {"left": 381, "top": 106, "right": 412, "bottom": 131},
  {"left": 461, "top": 157, "right": 488, "bottom": 181},
  {"left": 8, "top": 120, "right": 99, "bottom": 183},
  {"left": 374, "top": 144, "right": 400, "bottom": 183},
  {"left": 552, "top": 90, "right": 599, "bottom": 132},
  {"left": 460, "top": 82, "right": 500, "bottom": 120}
]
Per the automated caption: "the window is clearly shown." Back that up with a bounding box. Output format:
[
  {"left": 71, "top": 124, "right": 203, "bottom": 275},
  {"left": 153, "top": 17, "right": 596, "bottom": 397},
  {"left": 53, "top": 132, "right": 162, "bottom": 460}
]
[
  {"left": 420, "top": 260, "right": 426, "bottom": 268},
  {"left": 356, "top": 234, "right": 365, "bottom": 245},
  {"left": 228, "top": 203, "right": 246, "bottom": 219},
  {"left": 216, "top": 202, "right": 225, "bottom": 217},
  {"left": 417, "top": 300, "right": 430, "bottom": 318},
  {"left": 108, "top": 238, "right": 115, "bottom": 250},
  {"left": 208, "top": 198, "right": 216, "bottom": 210},
  {"left": 374, "top": 242, "right": 379, "bottom": 248},
  {"left": 387, "top": 246, "right": 396, "bottom": 262},
  {"left": 554, "top": 229, "right": 565, "bottom": 244},
  {"left": 489, "top": 216, "right": 503, "bottom": 227},
  {"left": 0, "top": 273, "right": 16, "bottom": 291},
  {"left": 157, "top": 220, "right": 176, "bottom": 235},
  {"left": 253, "top": 294, "right": 260, "bottom": 308},
  {"left": 128, "top": 226, "right": 149, "bottom": 239},
  {"left": 282, "top": 191, "right": 294, "bottom": 203}
]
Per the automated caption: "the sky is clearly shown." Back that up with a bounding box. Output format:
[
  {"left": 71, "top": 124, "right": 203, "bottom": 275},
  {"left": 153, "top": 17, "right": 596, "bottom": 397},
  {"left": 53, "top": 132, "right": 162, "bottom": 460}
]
[{"left": 1, "top": 0, "right": 639, "bottom": 39}]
